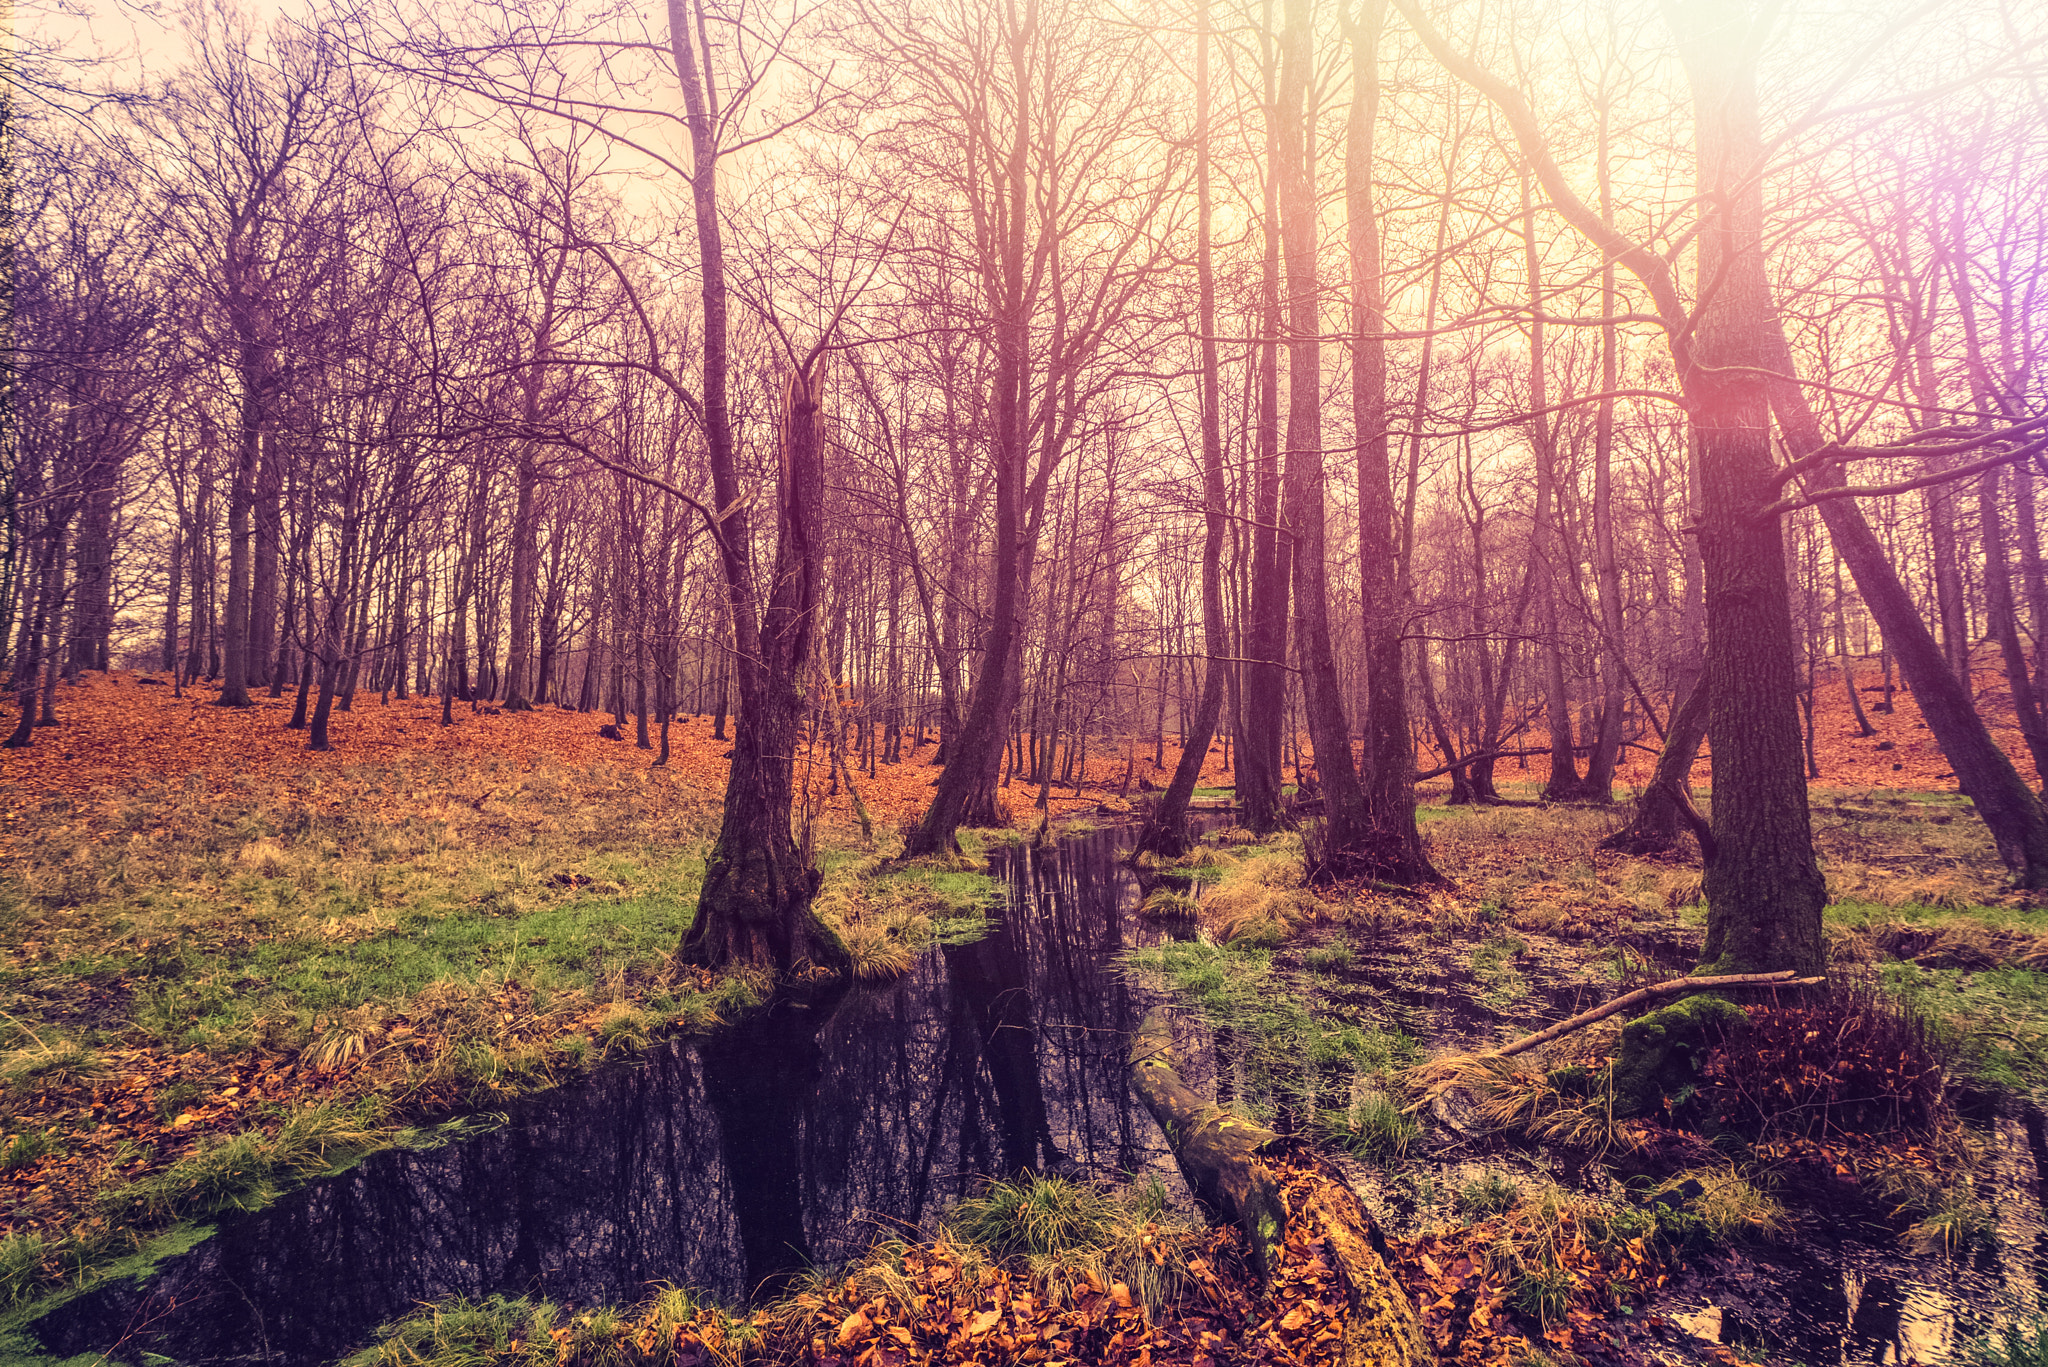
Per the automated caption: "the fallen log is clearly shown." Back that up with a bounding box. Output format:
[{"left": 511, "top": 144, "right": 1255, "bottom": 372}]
[
  {"left": 1128, "top": 1011, "right": 1287, "bottom": 1275},
  {"left": 1130, "top": 1010, "right": 1433, "bottom": 1367}
]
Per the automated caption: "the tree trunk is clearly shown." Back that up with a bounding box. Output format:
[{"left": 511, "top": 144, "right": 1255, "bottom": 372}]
[
  {"left": 1237, "top": 14, "right": 1291, "bottom": 837},
  {"left": 666, "top": 0, "right": 838, "bottom": 974},
  {"left": 4, "top": 527, "right": 62, "bottom": 749},
  {"left": 1128, "top": 1012, "right": 1432, "bottom": 1367},
  {"left": 307, "top": 647, "right": 343, "bottom": 752},
  {"left": 249, "top": 429, "right": 282, "bottom": 693},
  {"left": 906, "top": 0, "right": 1041, "bottom": 855},
  {"left": 1583, "top": 111, "right": 1628, "bottom": 799},
  {"left": 1600, "top": 676, "right": 1712, "bottom": 857},
  {"left": 1137, "top": 0, "right": 1227, "bottom": 860},
  {"left": 684, "top": 368, "right": 844, "bottom": 972},
  {"left": 216, "top": 367, "right": 260, "bottom": 707},
  {"left": 1984, "top": 467, "right": 2048, "bottom": 790},
  {"left": 69, "top": 481, "right": 114, "bottom": 676},
  {"left": 1342, "top": 0, "right": 1434, "bottom": 881},
  {"left": 162, "top": 505, "right": 185, "bottom": 675},
  {"left": 1524, "top": 164, "right": 1588, "bottom": 803},
  {"left": 1834, "top": 555, "right": 1877, "bottom": 738},
  {"left": 1674, "top": 9, "right": 1828, "bottom": 975},
  {"left": 503, "top": 455, "right": 541, "bottom": 710},
  {"left": 2016, "top": 466, "right": 2048, "bottom": 769},
  {"left": 1766, "top": 349, "right": 2048, "bottom": 888},
  {"left": 1275, "top": 0, "right": 1378, "bottom": 877}
]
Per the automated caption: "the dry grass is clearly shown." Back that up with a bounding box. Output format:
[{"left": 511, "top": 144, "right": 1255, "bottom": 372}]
[
  {"left": 1139, "top": 887, "right": 1199, "bottom": 918},
  {"left": 808, "top": 852, "right": 999, "bottom": 980},
  {"left": 1649, "top": 1167, "right": 1786, "bottom": 1244},
  {"left": 1200, "top": 848, "right": 1320, "bottom": 946},
  {"left": 1404, "top": 1027, "right": 1649, "bottom": 1157}
]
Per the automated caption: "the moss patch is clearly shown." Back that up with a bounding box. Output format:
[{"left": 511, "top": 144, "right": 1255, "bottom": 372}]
[{"left": 1610, "top": 994, "right": 1747, "bottom": 1119}]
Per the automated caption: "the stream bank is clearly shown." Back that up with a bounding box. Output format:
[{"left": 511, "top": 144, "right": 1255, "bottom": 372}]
[{"left": 21, "top": 826, "right": 1190, "bottom": 1366}]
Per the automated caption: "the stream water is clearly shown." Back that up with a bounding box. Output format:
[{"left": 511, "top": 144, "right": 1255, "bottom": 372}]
[
  {"left": 29, "top": 827, "right": 1190, "bottom": 1367},
  {"left": 28, "top": 821, "right": 2048, "bottom": 1367}
]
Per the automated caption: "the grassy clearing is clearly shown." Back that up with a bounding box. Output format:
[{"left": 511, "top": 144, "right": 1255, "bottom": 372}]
[
  {"left": 0, "top": 756, "right": 781, "bottom": 1312},
  {"left": 1411, "top": 802, "right": 1697, "bottom": 940},
  {"left": 2, "top": 757, "right": 724, "bottom": 1054},
  {"left": 1123, "top": 938, "right": 1417, "bottom": 1128},
  {"left": 0, "top": 754, "right": 1014, "bottom": 1316},
  {"left": 1880, "top": 960, "right": 2048, "bottom": 1090}
]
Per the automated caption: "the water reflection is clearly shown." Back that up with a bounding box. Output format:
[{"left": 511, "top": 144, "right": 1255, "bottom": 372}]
[{"left": 30, "top": 825, "right": 1186, "bottom": 1367}]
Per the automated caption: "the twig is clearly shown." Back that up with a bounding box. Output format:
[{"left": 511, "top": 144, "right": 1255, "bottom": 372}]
[{"left": 1486, "top": 971, "right": 1823, "bottom": 1059}]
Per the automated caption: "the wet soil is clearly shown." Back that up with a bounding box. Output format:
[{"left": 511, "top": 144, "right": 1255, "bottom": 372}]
[{"left": 1297, "top": 891, "right": 2048, "bottom": 1367}]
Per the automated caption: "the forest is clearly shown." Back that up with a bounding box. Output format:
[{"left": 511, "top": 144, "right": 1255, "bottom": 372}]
[{"left": 4, "top": 0, "right": 2048, "bottom": 1361}]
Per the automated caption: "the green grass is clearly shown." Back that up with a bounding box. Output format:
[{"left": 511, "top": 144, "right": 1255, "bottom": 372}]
[
  {"left": 1, "top": 758, "right": 724, "bottom": 1057},
  {"left": 1455, "top": 1172, "right": 1521, "bottom": 1217},
  {"left": 341, "top": 1287, "right": 756, "bottom": 1367},
  {"left": 812, "top": 855, "right": 999, "bottom": 978},
  {"left": 1880, "top": 960, "right": 2048, "bottom": 1089},
  {"left": 0, "top": 1220, "right": 216, "bottom": 1356},
  {"left": 1470, "top": 933, "right": 1529, "bottom": 1007},
  {"left": 1825, "top": 898, "right": 2030, "bottom": 934},
  {"left": 1303, "top": 944, "right": 1353, "bottom": 973},
  {"left": 948, "top": 1172, "right": 1123, "bottom": 1259},
  {"left": 1316, "top": 1090, "right": 1417, "bottom": 1166},
  {"left": 1, "top": 1131, "right": 58, "bottom": 1172},
  {"left": 119, "top": 868, "right": 706, "bottom": 1055},
  {"left": 1123, "top": 939, "right": 1416, "bottom": 1126},
  {"left": 345, "top": 1294, "right": 554, "bottom": 1367},
  {"left": 940, "top": 1173, "right": 1199, "bottom": 1309},
  {"left": 870, "top": 863, "right": 1002, "bottom": 944},
  {"left": 0, "top": 758, "right": 786, "bottom": 1315}
]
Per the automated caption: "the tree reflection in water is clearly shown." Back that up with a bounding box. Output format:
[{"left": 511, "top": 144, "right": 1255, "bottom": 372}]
[{"left": 31, "top": 825, "right": 1191, "bottom": 1367}]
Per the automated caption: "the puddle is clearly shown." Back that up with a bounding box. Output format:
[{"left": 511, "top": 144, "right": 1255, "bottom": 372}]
[{"left": 28, "top": 827, "right": 1192, "bottom": 1366}]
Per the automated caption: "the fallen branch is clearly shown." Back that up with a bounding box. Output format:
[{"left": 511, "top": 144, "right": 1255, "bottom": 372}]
[
  {"left": 1486, "top": 971, "right": 1823, "bottom": 1059},
  {"left": 1128, "top": 1011, "right": 1287, "bottom": 1277}
]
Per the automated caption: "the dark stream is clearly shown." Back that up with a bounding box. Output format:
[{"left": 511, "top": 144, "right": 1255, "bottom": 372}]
[{"left": 29, "top": 827, "right": 1191, "bottom": 1367}]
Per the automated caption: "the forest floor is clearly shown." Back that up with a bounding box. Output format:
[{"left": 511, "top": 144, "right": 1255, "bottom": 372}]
[
  {"left": 1116, "top": 791, "right": 2045, "bottom": 1367},
  {"left": 0, "top": 665, "right": 2042, "bottom": 1364}
]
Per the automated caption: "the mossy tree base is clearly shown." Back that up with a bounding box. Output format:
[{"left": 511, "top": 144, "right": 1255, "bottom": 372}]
[{"left": 1610, "top": 995, "right": 1748, "bottom": 1119}]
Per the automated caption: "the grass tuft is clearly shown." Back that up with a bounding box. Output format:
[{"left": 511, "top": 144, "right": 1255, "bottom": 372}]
[
  {"left": 0, "top": 1130, "right": 59, "bottom": 1172},
  {"left": 1140, "top": 887, "right": 1200, "bottom": 918},
  {"left": 940, "top": 1173, "right": 1200, "bottom": 1311},
  {"left": 1316, "top": 1090, "right": 1416, "bottom": 1166},
  {"left": 949, "top": 1172, "right": 1121, "bottom": 1259}
]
